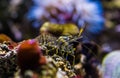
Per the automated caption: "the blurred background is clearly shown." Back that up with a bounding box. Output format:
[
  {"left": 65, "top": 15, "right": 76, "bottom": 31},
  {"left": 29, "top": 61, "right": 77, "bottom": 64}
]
[{"left": 0, "top": 0, "right": 120, "bottom": 51}]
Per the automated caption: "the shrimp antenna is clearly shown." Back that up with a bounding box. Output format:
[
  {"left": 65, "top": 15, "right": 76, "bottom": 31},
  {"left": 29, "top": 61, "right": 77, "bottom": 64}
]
[{"left": 78, "top": 22, "right": 87, "bottom": 37}]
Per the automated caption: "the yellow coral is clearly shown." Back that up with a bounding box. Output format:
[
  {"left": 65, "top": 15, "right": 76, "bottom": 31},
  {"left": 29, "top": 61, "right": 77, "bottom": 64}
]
[{"left": 40, "top": 22, "right": 79, "bottom": 36}]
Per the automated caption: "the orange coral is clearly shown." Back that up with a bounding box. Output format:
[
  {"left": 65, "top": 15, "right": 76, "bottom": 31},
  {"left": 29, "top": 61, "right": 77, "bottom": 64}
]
[
  {"left": 17, "top": 39, "right": 46, "bottom": 70},
  {"left": 0, "top": 34, "right": 12, "bottom": 43},
  {"left": 0, "top": 34, "right": 17, "bottom": 48}
]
